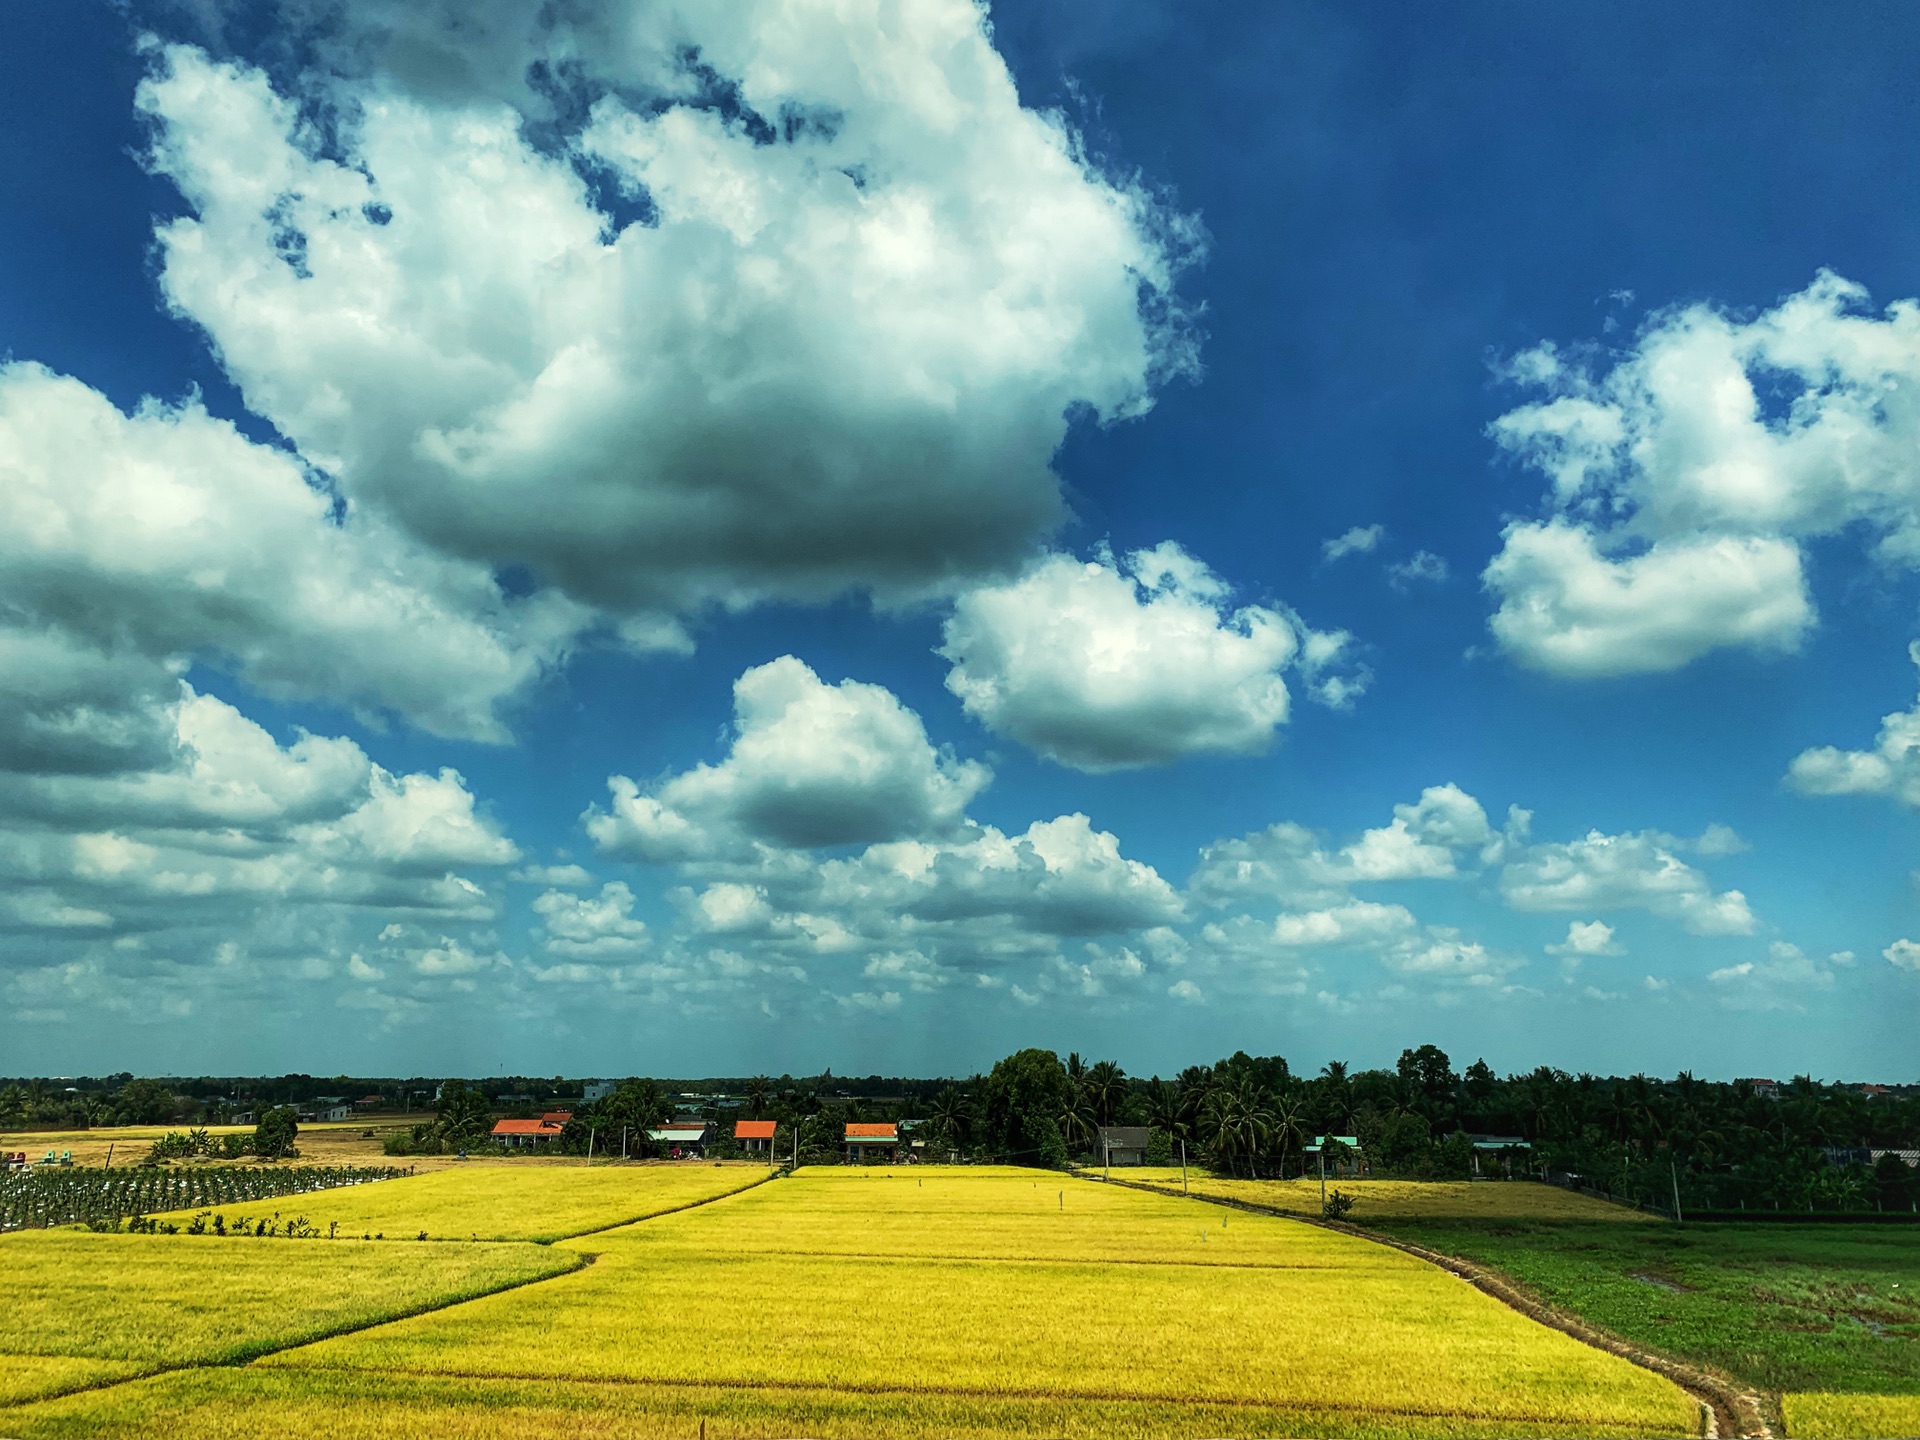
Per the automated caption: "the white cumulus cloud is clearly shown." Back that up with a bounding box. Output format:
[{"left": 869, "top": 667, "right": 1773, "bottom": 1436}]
[
  {"left": 1787, "top": 641, "right": 1920, "bottom": 807},
  {"left": 939, "top": 543, "right": 1362, "bottom": 771},
  {"left": 136, "top": 7, "right": 1198, "bottom": 625},
  {"left": 1501, "top": 829, "right": 1754, "bottom": 935},
  {"left": 587, "top": 656, "right": 989, "bottom": 860},
  {"left": 1482, "top": 270, "right": 1920, "bottom": 675}
]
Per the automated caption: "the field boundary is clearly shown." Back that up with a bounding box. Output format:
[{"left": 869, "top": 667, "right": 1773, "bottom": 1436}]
[
  {"left": 0, "top": 1169, "right": 777, "bottom": 1422},
  {"left": 549, "top": 1165, "right": 778, "bottom": 1246},
  {"left": 1098, "top": 1174, "right": 1772, "bottom": 1440},
  {"left": 0, "top": 1248, "right": 594, "bottom": 1422},
  {"left": 265, "top": 1358, "right": 1704, "bottom": 1431}
]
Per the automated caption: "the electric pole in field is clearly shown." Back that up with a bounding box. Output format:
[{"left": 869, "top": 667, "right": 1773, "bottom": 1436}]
[{"left": 1180, "top": 1138, "right": 1188, "bottom": 1194}]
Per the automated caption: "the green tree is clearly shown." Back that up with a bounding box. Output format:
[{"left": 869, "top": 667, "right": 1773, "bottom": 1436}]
[
  {"left": 110, "top": 1078, "right": 177, "bottom": 1126},
  {"left": 1874, "top": 1151, "right": 1915, "bottom": 1211},
  {"left": 1084, "top": 1060, "right": 1128, "bottom": 1127},
  {"left": 253, "top": 1106, "right": 299, "bottom": 1160},
  {"left": 435, "top": 1080, "right": 493, "bottom": 1143},
  {"left": 982, "top": 1049, "right": 1072, "bottom": 1164}
]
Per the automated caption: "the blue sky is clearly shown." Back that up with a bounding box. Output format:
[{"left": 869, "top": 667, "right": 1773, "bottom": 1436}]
[{"left": 4, "top": 1, "right": 1918, "bottom": 1080}]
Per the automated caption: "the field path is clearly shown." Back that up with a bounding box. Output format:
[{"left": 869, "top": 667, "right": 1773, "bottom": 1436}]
[{"left": 1096, "top": 1173, "right": 1769, "bottom": 1439}]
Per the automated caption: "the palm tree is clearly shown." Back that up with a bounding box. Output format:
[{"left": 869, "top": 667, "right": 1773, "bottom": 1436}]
[
  {"left": 1203, "top": 1077, "right": 1274, "bottom": 1178},
  {"left": 1085, "top": 1060, "right": 1127, "bottom": 1128},
  {"left": 1270, "top": 1096, "right": 1307, "bottom": 1179},
  {"left": 743, "top": 1076, "right": 771, "bottom": 1120},
  {"left": 927, "top": 1085, "right": 972, "bottom": 1152},
  {"left": 1059, "top": 1088, "right": 1097, "bottom": 1153},
  {"left": 1144, "top": 1077, "right": 1181, "bottom": 1139}
]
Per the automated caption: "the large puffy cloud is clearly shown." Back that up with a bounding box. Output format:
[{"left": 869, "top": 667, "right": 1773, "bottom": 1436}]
[
  {"left": 939, "top": 544, "right": 1361, "bottom": 770},
  {"left": 1483, "top": 522, "right": 1810, "bottom": 678},
  {"left": 1786, "top": 641, "right": 1920, "bottom": 807},
  {"left": 586, "top": 656, "right": 988, "bottom": 860},
  {"left": 1484, "top": 271, "right": 1920, "bottom": 675},
  {"left": 1500, "top": 829, "right": 1755, "bottom": 936},
  {"left": 136, "top": 6, "right": 1197, "bottom": 623},
  {"left": 0, "top": 364, "right": 578, "bottom": 745}
]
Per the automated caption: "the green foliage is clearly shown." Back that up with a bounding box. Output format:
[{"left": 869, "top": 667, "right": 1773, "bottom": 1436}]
[
  {"left": 1, "top": 1164, "right": 405, "bottom": 1231},
  {"left": 434, "top": 1081, "right": 493, "bottom": 1142},
  {"left": 253, "top": 1107, "right": 300, "bottom": 1160},
  {"left": 1145, "top": 1128, "right": 1173, "bottom": 1166},
  {"left": 1322, "top": 1188, "right": 1356, "bottom": 1221},
  {"left": 981, "top": 1048, "right": 1071, "bottom": 1165},
  {"left": 1432, "top": 1130, "right": 1476, "bottom": 1181},
  {"left": 1023, "top": 1114, "right": 1069, "bottom": 1170}
]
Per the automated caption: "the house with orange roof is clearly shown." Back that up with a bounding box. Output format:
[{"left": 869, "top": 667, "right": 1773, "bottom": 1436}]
[
  {"left": 843, "top": 1121, "right": 898, "bottom": 1164},
  {"left": 491, "top": 1116, "right": 566, "bottom": 1148},
  {"left": 734, "top": 1118, "right": 777, "bottom": 1155}
]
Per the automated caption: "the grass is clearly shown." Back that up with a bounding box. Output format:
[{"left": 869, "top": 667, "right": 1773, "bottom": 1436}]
[
  {"left": 0, "top": 1166, "right": 1703, "bottom": 1438},
  {"left": 0, "top": 1230, "right": 578, "bottom": 1405},
  {"left": 145, "top": 1160, "right": 773, "bottom": 1243}
]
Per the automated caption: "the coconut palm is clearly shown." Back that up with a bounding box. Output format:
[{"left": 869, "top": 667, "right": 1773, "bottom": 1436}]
[{"left": 1085, "top": 1060, "right": 1127, "bottom": 1127}]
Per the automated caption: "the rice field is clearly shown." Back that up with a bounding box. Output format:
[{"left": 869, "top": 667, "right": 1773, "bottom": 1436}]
[
  {"left": 1782, "top": 1392, "right": 1920, "bottom": 1439},
  {"left": 1121, "top": 1169, "right": 1658, "bottom": 1223},
  {"left": 0, "top": 1166, "right": 1705, "bottom": 1438},
  {"left": 0, "top": 1230, "right": 578, "bottom": 1406},
  {"left": 145, "top": 1160, "right": 774, "bottom": 1243}
]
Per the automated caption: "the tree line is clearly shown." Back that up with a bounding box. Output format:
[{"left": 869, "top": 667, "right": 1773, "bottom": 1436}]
[{"left": 11, "top": 1051, "right": 1917, "bottom": 1212}]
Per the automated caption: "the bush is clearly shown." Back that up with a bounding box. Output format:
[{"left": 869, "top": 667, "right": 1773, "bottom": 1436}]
[
  {"left": 1145, "top": 1128, "right": 1173, "bottom": 1166},
  {"left": 1322, "top": 1188, "right": 1355, "bottom": 1221}
]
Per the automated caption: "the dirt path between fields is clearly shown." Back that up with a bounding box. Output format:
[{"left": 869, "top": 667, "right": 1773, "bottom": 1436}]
[{"left": 1099, "top": 1175, "right": 1779, "bottom": 1439}]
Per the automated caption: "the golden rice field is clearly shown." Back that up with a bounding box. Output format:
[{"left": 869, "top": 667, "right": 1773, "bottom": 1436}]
[
  {"left": 147, "top": 1160, "right": 774, "bottom": 1243},
  {"left": 1, "top": 1120, "right": 421, "bottom": 1169},
  {"left": 0, "top": 1230, "right": 577, "bottom": 1407},
  {"left": 1782, "top": 1392, "right": 1920, "bottom": 1439},
  {"left": 1121, "top": 1169, "right": 1659, "bottom": 1223},
  {"left": 0, "top": 1166, "right": 1704, "bottom": 1439}
]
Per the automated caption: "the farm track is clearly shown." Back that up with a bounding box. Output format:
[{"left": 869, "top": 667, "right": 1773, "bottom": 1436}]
[
  {"left": 0, "top": 1167, "right": 779, "bottom": 1425},
  {"left": 1099, "top": 1174, "right": 1773, "bottom": 1439}
]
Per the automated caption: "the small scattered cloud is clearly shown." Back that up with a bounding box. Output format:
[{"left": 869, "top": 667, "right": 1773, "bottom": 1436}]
[
  {"left": 1322, "top": 524, "right": 1384, "bottom": 562},
  {"left": 1387, "top": 550, "right": 1450, "bottom": 591},
  {"left": 1546, "top": 920, "right": 1622, "bottom": 957}
]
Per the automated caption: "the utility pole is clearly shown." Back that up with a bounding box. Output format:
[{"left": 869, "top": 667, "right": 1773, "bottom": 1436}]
[
  {"left": 1180, "top": 1138, "right": 1188, "bottom": 1194},
  {"left": 621, "top": 1126, "right": 628, "bottom": 1161},
  {"left": 1670, "top": 1162, "right": 1684, "bottom": 1224},
  {"left": 1319, "top": 1141, "right": 1326, "bottom": 1210}
]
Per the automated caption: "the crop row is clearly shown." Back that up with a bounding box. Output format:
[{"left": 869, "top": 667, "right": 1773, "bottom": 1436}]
[{"left": 0, "top": 1164, "right": 406, "bottom": 1231}]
